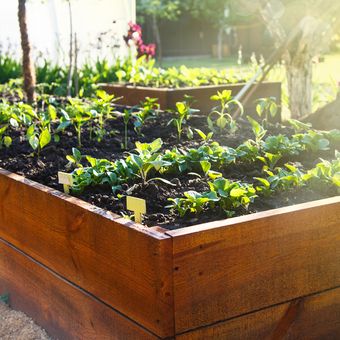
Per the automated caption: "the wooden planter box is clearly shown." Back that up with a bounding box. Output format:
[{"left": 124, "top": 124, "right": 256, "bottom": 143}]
[
  {"left": 0, "top": 168, "right": 339, "bottom": 339},
  {"left": 100, "top": 82, "right": 282, "bottom": 117}
]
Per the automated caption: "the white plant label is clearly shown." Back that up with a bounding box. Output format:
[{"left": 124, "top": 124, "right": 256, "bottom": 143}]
[
  {"left": 126, "top": 196, "right": 146, "bottom": 224},
  {"left": 58, "top": 171, "right": 74, "bottom": 194}
]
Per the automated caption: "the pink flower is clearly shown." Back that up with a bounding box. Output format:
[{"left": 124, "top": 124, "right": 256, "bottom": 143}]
[{"left": 124, "top": 22, "right": 156, "bottom": 58}]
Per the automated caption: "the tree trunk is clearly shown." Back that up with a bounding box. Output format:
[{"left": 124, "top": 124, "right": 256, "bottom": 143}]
[
  {"left": 18, "top": 0, "right": 36, "bottom": 103},
  {"left": 66, "top": 0, "right": 73, "bottom": 97},
  {"left": 286, "top": 57, "right": 313, "bottom": 118},
  {"left": 73, "top": 33, "right": 79, "bottom": 96},
  {"left": 152, "top": 14, "right": 162, "bottom": 62},
  {"left": 217, "top": 27, "right": 224, "bottom": 60}
]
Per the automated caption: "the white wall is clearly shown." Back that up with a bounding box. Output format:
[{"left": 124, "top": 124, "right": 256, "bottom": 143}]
[{"left": 0, "top": 0, "right": 136, "bottom": 64}]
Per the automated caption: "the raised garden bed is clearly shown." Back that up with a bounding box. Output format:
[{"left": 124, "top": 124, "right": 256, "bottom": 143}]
[
  {"left": 0, "top": 171, "right": 339, "bottom": 338},
  {"left": 100, "top": 82, "right": 282, "bottom": 117},
  {"left": 0, "top": 92, "right": 339, "bottom": 338}
]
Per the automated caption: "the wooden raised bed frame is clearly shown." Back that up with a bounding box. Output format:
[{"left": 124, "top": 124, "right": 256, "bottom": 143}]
[
  {"left": 100, "top": 82, "right": 282, "bottom": 117},
  {"left": 0, "top": 168, "right": 339, "bottom": 339}
]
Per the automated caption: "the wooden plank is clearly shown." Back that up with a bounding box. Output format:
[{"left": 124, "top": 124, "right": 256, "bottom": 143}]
[
  {"left": 168, "top": 197, "right": 340, "bottom": 333},
  {"left": 100, "top": 82, "right": 281, "bottom": 117},
  {"left": 0, "top": 170, "right": 174, "bottom": 338},
  {"left": 0, "top": 239, "right": 158, "bottom": 340},
  {"left": 177, "top": 287, "right": 340, "bottom": 339}
]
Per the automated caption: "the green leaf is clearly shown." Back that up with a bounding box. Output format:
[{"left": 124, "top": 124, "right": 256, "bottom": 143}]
[
  {"left": 176, "top": 102, "right": 186, "bottom": 114},
  {"left": 230, "top": 187, "right": 247, "bottom": 198},
  {"left": 3, "top": 136, "right": 12, "bottom": 148},
  {"left": 317, "top": 138, "right": 330, "bottom": 150},
  {"left": 48, "top": 105, "right": 57, "bottom": 120},
  {"left": 29, "top": 135, "right": 39, "bottom": 150},
  {"left": 9, "top": 118, "right": 19, "bottom": 128},
  {"left": 256, "top": 103, "right": 263, "bottom": 117},
  {"left": 203, "top": 191, "right": 220, "bottom": 201},
  {"left": 150, "top": 159, "right": 172, "bottom": 171},
  {"left": 269, "top": 102, "right": 278, "bottom": 117},
  {"left": 200, "top": 160, "right": 211, "bottom": 174},
  {"left": 115, "top": 70, "right": 126, "bottom": 81},
  {"left": 187, "top": 127, "right": 193, "bottom": 139},
  {"left": 86, "top": 155, "right": 97, "bottom": 167},
  {"left": 26, "top": 124, "right": 35, "bottom": 138},
  {"left": 0, "top": 126, "right": 7, "bottom": 135},
  {"left": 57, "top": 120, "right": 71, "bottom": 131},
  {"left": 195, "top": 128, "right": 207, "bottom": 140},
  {"left": 111, "top": 185, "right": 122, "bottom": 193},
  {"left": 150, "top": 138, "right": 163, "bottom": 152},
  {"left": 108, "top": 172, "right": 118, "bottom": 183},
  {"left": 216, "top": 116, "right": 228, "bottom": 129},
  {"left": 332, "top": 173, "right": 340, "bottom": 187},
  {"left": 72, "top": 148, "right": 82, "bottom": 161},
  {"left": 254, "top": 177, "right": 270, "bottom": 188},
  {"left": 285, "top": 164, "right": 297, "bottom": 172},
  {"left": 54, "top": 134, "right": 60, "bottom": 143},
  {"left": 210, "top": 94, "right": 220, "bottom": 101},
  {"left": 39, "top": 128, "right": 51, "bottom": 149},
  {"left": 207, "top": 171, "right": 222, "bottom": 180}
]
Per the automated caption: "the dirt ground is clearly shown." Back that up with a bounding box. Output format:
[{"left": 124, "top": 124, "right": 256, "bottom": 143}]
[{"left": 0, "top": 303, "right": 51, "bottom": 340}]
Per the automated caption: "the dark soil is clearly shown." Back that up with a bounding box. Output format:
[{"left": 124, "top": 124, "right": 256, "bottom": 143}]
[{"left": 0, "top": 100, "right": 338, "bottom": 229}]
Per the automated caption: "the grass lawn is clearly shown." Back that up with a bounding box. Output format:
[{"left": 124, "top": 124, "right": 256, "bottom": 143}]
[
  {"left": 160, "top": 53, "right": 340, "bottom": 82},
  {"left": 159, "top": 55, "right": 243, "bottom": 69},
  {"left": 159, "top": 53, "right": 340, "bottom": 115}
]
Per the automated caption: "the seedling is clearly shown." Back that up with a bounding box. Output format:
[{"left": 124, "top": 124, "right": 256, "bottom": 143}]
[
  {"left": 257, "top": 152, "right": 282, "bottom": 170},
  {"left": 26, "top": 124, "right": 52, "bottom": 157},
  {"left": 247, "top": 116, "right": 267, "bottom": 146},
  {"left": 200, "top": 160, "right": 222, "bottom": 180},
  {"left": 62, "top": 98, "right": 93, "bottom": 147},
  {"left": 90, "top": 90, "right": 120, "bottom": 141},
  {"left": 208, "top": 90, "right": 242, "bottom": 134},
  {"left": 128, "top": 139, "right": 173, "bottom": 185},
  {"left": 0, "top": 125, "right": 12, "bottom": 148},
  {"left": 126, "top": 196, "right": 146, "bottom": 223},
  {"left": 168, "top": 100, "right": 198, "bottom": 141},
  {"left": 255, "top": 97, "right": 278, "bottom": 126},
  {"left": 58, "top": 171, "right": 74, "bottom": 194},
  {"left": 195, "top": 129, "right": 214, "bottom": 144},
  {"left": 133, "top": 97, "right": 159, "bottom": 135}
]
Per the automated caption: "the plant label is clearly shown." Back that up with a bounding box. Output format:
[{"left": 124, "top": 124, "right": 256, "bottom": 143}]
[
  {"left": 58, "top": 171, "right": 74, "bottom": 194},
  {"left": 126, "top": 196, "right": 146, "bottom": 224}
]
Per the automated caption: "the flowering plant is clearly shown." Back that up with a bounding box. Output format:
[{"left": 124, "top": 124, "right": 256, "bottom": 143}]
[{"left": 123, "top": 22, "right": 156, "bottom": 59}]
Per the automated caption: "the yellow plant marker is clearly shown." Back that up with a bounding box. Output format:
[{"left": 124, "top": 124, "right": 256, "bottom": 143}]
[
  {"left": 126, "top": 196, "right": 146, "bottom": 224},
  {"left": 58, "top": 171, "right": 74, "bottom": 194}
]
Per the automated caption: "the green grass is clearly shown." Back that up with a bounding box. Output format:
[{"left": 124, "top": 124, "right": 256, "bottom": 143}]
[
  {"left": 160, "top": 53, "right": 340, "bottom": 115},
  {"left": 158, "top": 56, "right": 244, "bottom": 69},
  {"left": 160, "top": 53, "right": 340, "bottom": 82}
]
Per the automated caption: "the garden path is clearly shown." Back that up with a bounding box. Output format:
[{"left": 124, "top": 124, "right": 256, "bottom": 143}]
[{"left": 0, "top": 303, "right": 50, "bottom": 340}]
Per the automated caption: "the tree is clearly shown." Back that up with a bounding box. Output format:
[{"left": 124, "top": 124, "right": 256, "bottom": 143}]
[
  {"left": 18, "top": 0, "right": 36, "bottom": 103},
  {"left": 137, "top": 0, "right": 181, "bottom": 61},
  {"left": 186, "top": 0, "right": 231, "bottom": 60},
  {"left": 185, "top": 0, "right": 252, "bottom": 60},
  {"left": 240, "top": 0, "right": 340, "bottom": 118}
]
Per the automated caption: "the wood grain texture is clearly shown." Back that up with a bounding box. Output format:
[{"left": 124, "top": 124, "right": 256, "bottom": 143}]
[
  {"left": 0, "top": 170, "right": 174, "bottom": 338},
  {"left": 100, "top": 82, "right": 281, "bottom": 117},
  {"left": 0, "top": 239, "right": 159, "bottom": 340},
  {"left": 177, "top": 287, "right": 340, "bottom": 340},
  {"left": 168, "top": 197, "right": 340, "bottom": 333}
]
